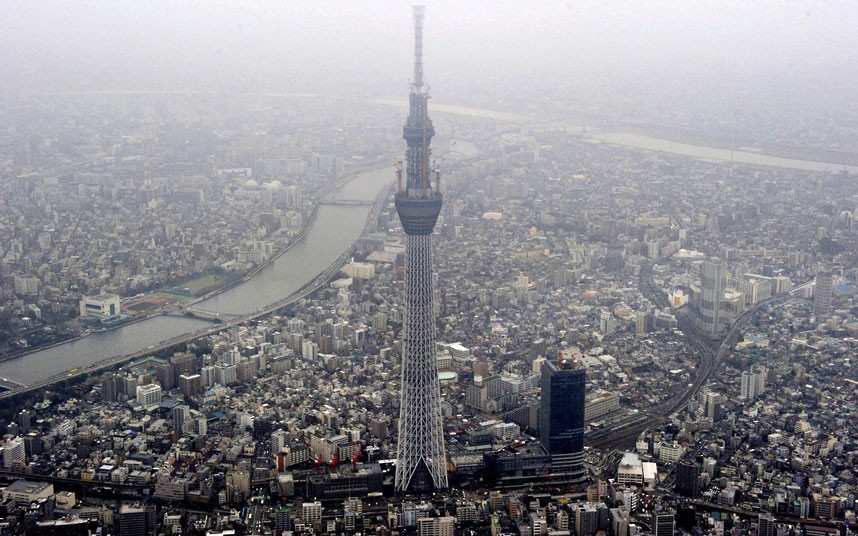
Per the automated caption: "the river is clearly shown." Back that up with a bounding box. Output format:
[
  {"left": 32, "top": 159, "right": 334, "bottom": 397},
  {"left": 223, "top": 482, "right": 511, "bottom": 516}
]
[
  {"left": 0, "top": 167, "right": 393, "bottom": 386},
  {"left": 588, "top": 132, "right": 858, "bottom": 174}
]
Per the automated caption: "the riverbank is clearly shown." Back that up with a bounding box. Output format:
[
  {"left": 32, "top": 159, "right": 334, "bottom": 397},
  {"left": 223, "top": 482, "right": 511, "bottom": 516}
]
[
  {"left": 188, "top": 160, "right": 389, "bottom": 308},
  {"left": 0, "top": 166, "right": 394, "bottom": 393},
  {"left": 614, "top": 123, "right": 858, "bottom": 168},
  {"left": 0, "top": 187, "right": 392, "bottom": 401},
  {"left": 587, "top": 130, "right": 858, "bottom": 174},
  {"left": 188, "top": 202, "right": 322, "bottom": 307},
  {"left": 0, "top": 166, "right": 388, "bottom": 366},
  {"left": 0, "top": 208, "right": 320, "bottom": 366}
]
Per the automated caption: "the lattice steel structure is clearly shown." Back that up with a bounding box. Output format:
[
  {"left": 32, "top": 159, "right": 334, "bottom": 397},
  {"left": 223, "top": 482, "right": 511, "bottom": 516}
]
[{"left": 394, "top": 5, "right": 448, "bottom": 494}]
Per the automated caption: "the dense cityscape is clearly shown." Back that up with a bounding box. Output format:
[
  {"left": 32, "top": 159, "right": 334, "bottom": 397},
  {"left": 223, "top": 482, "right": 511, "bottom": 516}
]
[{"left": 2, "top": 4, "right": 858, "bottom": 536}]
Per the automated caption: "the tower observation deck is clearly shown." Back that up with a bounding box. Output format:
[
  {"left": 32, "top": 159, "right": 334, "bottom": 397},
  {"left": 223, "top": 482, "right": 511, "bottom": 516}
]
[{"left": 394, "top": 5, "right": 448, "bottom": 494}]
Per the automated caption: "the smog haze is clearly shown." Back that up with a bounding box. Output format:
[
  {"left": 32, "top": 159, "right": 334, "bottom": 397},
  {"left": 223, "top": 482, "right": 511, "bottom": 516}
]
[{"left": 3, "top": 0, "right": 857, "bottom": 100}]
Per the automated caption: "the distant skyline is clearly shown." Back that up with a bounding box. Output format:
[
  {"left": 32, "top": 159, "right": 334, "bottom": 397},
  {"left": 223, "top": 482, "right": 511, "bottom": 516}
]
[{"left": 3, "top": 0, "right": 858, "bottom": 98}]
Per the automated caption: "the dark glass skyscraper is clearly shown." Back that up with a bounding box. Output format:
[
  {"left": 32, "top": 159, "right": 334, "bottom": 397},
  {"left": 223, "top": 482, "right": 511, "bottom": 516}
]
[
  {"left": 394, "top": 5, "right": 447, "bottom": 494},
  {"left": 540, "top": 358, "right": 586, "bottom": 475},
  {"left": 675, "top": 459, "right": 701, "bottom": 498}
]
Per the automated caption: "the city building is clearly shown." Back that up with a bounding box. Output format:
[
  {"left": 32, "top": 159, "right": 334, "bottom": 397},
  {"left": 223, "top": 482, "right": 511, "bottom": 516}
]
[
  {"left": 172, "top": 405, "right": 190, "bottom": 435},
  {"left": 136, "top": 383, "right": 163, "bottom": 410},
  {"left": 302, "top": 501, "right": 323, "bottom": 529},
  {"left": 118, "top": 504, "right": 155, "bottom": 536},
  {"left": 574, "top": 503, "right": 601, "bottom": 536},
  {"left": 702, "top": 391, "right": 722, "bottom": 421},
  {"left": 758, "top": 513, "right": 776, "bottom": 536},
  {"left": 394, "top": 6, "right": 448, "bottom": 494},
  {"left": 79, "top": 293, "right": 121, "bottom": 318},
  {"left": 417, "top": 516, "right": 455, "bottom": 536},
  {"left": 179, "top": 373, "right": 202, "bottom": 397},
  {"left": 599, "top": 310, "right": 615, "bottom": 335},
  {"left": 652, "top": 510, "right": 675, "bottom": 536},
  {"left": 2, "top": 480, "right": 54, "bottom": 506},
  {"left": 700, "top": 258, "right": 726, "bottom": 334},
  {"left": 616, "top": 452, "right": 657, "bottom": 488},
  {"left": 675, "top": 460, "right": 701, "bottom": 498},
  {"left": 740, "top": 371, "right": 755, "bottom": 400},
  {"left": 813, "top": 271, "right": 833, "bottom": 318},
  {"left": 2, "top": 437, "right": 26, "bottom": 469},
  {"left": 585, "top": 390, "right": 620, "bottom": 421},
  {"left": 13, "top": 274, "right": 39, "bottom": 296},
  {"left": 741, "top": 364, "right": 767, "bottom": 401},
  {"left": 540, "top": 357, "right": 586, "bottom": 476}
]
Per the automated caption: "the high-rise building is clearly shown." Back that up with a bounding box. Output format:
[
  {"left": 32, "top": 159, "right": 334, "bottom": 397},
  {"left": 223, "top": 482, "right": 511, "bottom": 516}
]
[
  {"left": 700, "top": 258, "right": 725, "bottom": 334},
  {"left": 193, "top": 417, "right": 207, "bottom": 437},
  {"left": 179, "top": 373, "right": 202, "bottom": 397},
  {"left": 155, "top": 362, "right": 176, "bottom": 390},
  {"left": 675, "top": 459, "right": 701, "bottom": 498},
  {"left": 201, "top": 365, "right": 216, "bottom": 387},
  {"left": 302, "top": 501, "right": 323, "bottom": 529},
  {"left": 274, "top": 507, "right": 294, "bottom": 533},
  {"left": 813, "top": 271, "right": 833, "bottom": 318},
  {"left": 172, "top": 405, "right": 190, "bottom": 435},
  {"left": 120, "top": 375, "right": 139, "bottom": 400},
  {"left": 215, "top": 364, "right": 237, "bottom": 386},
  {"left": 751, "top": 364, "right": 767, "bottom": 395},
  {"left": 101, "top": 373, "right": 118, "bottom": 403},
  {"left": 652, "top": 511, "right": 675, "bottom": 536},
  {"left": 2, "top": 436, "right": 25, "bottom": 469},
  {"left": 118, "top": 504, "right": 155, "bottom": 536},
  {"left": 417, "top": 516, "right": 455, "bottom": 536},
  {"left": 540, "top": 357, "right": 586, "bottom": 476},
  {"left": 758, "top": 513, "right": 775, "bottom": 536},
  {"left": 17, "top": 410, "right": 32, "bottom": 433},
  {"left": 394, "top": 5, "right": 447, "bottom": 494},
  {"left": 740, "top": 371, "right": 755, "bottom": 400},
  {"left": 635, "top": 310, "right": 648, "bottom": 335},
  {"left": 135, "top": 383, "right": 162, "bottom": 410},
  {"left": 702, "top": 391, "right": 721, "bottom": 421},
  {"left": 171, "top": 352, "right": 197, "bottom": 377},
  {"left": 575, "top": 504, "right": 600, "bottom": 536},
  {"left": 13, "top": 274, "right": 39, "bottom": 296},
  {"left": 272, "top": 429, "right": 289, "bottom": 454},
  {"left": 740, "top": 364, "right": 767, "bottom": 401},
  {"left": 600, "top": 310, "right": 615, "bottom": 335}
]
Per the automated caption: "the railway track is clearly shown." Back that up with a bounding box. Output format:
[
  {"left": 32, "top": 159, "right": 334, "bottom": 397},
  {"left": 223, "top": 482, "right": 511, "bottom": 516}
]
[{"left": 586, "top": 262, "right": 786, "bottom": 449}]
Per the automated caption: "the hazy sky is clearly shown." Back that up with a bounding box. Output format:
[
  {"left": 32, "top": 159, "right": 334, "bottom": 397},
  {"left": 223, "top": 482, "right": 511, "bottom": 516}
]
[{"left": 3, "top": 0, "right": 857, "bottom": 97}]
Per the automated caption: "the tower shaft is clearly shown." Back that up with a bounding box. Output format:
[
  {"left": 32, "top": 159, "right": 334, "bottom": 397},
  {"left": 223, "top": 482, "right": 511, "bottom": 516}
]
[
  {"left": 394, "top": 5, "right": 447, "bottom": 494},
  {"left": 395, "top": 234, "right": 447, "bottom": 492}
]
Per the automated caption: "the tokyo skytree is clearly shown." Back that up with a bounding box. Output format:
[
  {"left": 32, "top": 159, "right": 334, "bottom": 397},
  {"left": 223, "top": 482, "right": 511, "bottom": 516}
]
[{"left": 394, "top": 5, "right": 448, "bottom": 494}]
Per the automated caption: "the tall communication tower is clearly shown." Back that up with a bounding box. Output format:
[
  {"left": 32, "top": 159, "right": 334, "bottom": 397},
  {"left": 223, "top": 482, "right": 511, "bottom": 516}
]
[{"left": 394, "top": 5, "right": 448, "bottom": 494}]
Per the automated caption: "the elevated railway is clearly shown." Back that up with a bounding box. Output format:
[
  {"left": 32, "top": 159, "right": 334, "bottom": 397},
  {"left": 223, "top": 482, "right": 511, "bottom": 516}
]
[
  {"left": 586, "top": 262, "right": 790, "bottom": 449},
  {"left": 0, "top": 470, "right": 149, "bottom": 491}
]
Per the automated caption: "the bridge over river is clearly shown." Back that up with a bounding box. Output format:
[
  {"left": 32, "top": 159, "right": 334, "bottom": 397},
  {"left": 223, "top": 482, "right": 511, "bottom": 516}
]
[{"left": 318, "top": 199, "right": 376, "bottom": 206}]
